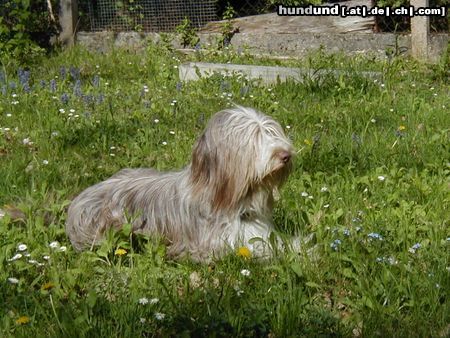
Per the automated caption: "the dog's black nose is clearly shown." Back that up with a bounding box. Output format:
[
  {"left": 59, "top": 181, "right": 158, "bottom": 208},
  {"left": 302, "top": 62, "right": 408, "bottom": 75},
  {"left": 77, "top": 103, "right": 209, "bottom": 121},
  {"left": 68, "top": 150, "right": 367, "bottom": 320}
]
[{"left": 280, "top": 151, "right": 291, "bottom": 163}]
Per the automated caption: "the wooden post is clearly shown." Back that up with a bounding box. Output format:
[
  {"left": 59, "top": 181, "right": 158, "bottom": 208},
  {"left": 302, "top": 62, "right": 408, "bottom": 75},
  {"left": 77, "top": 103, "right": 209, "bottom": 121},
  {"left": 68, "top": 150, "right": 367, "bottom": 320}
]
[
  {"left": 410, "top": 0, "right": 429, "bottom": 61},
  {"left": 59, "top": 0, "right": 78, "bottom": 46}
]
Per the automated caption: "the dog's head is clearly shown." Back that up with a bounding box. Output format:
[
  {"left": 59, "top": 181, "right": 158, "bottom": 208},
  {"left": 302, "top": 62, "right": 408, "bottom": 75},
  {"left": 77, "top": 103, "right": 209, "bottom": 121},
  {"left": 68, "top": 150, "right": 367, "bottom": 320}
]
[{"left": 190, "top": 106, "right": 293, "bottom": 212}]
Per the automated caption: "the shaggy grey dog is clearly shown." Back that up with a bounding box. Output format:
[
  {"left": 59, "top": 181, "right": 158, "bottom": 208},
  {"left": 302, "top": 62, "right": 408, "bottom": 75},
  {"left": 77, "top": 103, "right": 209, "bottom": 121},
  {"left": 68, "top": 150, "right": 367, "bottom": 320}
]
[{"left": 66, "top": 106, "right": 294, "bottom": 261}]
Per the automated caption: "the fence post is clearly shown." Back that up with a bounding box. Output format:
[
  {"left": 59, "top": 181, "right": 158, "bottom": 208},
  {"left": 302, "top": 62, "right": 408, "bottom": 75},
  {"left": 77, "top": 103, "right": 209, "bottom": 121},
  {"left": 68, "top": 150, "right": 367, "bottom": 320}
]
[
  {"left": 410, "top": 0, "right": 429, "bottom": 61},
  {"left": 59, "top": 0, "right": 78, "bottom": 46}
]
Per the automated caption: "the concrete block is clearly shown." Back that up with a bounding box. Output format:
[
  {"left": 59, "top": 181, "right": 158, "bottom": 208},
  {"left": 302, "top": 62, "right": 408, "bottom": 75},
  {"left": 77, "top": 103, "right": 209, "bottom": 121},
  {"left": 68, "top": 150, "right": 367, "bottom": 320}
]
[{"left": 179, "top": 62, "right": 381, "bottom": 85}]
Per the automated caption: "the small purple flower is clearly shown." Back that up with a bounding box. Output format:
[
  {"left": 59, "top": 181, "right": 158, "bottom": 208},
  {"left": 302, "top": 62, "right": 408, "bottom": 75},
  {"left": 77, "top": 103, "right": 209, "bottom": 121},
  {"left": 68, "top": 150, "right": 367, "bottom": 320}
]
[
  {"left": 194, "top": 42, "right": 201, "bottom": 51},
  {"left": 23, "top": 83, "right": 31, "bottom": 93},
  {"left": 9, "top": 81, "right": 17, "bottom": 90},
  {"left": 61, "top": 93, "right": 70, "bottom": 104},
  {"left": 18, "top": 68, "right": 30, "bottom": 87},
  {"left": 343, "top": 229, "right": 351, "bottom": 237},
  {"left": 39, "top": 80, "right": 47, "bottom": 88},
  {"left": 92, "top": 75, "right": 100, "bottom": 87},
  {"left": 82, "top": 94, "right": 93, "bottom": 105},
  {"left": 176, "top": 81, "right": 182, "bottom": 92},
  {"left": 60, "top": 66, "right": 67, "bottom": 80},
  {"left": 73, "top": 79, "right": 82, "bottom": 97},
  {"left": 97, "top": 94, "right": 105, "bottom": 104},
  {"left": 69, "top": 66, "right": 80, "bottom": 80},
  {"left": 1, "top": 86, "right": 6, "bottom": 96},
  {"left": 0, "top": 71, "right": 5, "bottom": 84},
  {"left": 50, "top": 79, "right": 57, "bottom": 92}
]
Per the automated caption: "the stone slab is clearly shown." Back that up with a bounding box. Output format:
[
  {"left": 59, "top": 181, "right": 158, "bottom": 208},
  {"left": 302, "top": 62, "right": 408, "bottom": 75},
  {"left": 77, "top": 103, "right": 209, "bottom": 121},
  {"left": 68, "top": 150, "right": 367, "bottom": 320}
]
[{"left": 179, "top": 62, "right": 382, "bottom": 84}]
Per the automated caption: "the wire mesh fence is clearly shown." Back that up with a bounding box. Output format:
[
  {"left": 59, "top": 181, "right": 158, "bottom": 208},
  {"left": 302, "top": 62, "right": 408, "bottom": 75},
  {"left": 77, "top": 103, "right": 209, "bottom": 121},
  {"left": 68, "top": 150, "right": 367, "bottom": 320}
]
[
  {"left": 374, "top": 0, "right": 449, "bottom": 33},
  {"left": 217, "top": 0, "right": 268, "bottom": 18},
  {"left": 77, "top": 0, "right": 448, "bottom": 33},
  {"left": 78, "top": 0, "right": 217, "bottom": 32}
]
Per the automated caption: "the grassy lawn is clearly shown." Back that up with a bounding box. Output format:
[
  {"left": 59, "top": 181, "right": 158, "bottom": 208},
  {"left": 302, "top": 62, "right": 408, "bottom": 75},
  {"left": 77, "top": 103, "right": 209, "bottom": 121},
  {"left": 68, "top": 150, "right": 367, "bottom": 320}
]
[{"left": 0, "top": 44, "right": 449, "bottom": 337}]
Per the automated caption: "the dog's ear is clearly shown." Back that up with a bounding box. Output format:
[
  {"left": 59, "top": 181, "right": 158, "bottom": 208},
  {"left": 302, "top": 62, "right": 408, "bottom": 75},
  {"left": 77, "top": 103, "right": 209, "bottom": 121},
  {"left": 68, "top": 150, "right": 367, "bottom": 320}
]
[
  {"left": 191, "top": 132, "right": 218, "bottom": 194},
  {"left": 191, "top": 133, "right": 213, "bottom": 189},
  {"left": 190, "top": 131, "right": 252, "bottom": 213}
]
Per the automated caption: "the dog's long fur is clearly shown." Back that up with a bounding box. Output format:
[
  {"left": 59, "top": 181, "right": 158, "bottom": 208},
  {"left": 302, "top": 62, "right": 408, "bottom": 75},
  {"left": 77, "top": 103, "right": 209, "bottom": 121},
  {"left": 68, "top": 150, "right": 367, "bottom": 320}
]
[{"left": 66, "top": 106, "right": 294, "bottom": 261}]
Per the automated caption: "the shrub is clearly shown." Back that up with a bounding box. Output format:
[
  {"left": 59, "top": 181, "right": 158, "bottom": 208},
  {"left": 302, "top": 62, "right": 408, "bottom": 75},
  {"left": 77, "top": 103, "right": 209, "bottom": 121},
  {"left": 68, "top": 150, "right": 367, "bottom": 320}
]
[{"left": 0, "top": 0, "right": 60, "bottom": 64}]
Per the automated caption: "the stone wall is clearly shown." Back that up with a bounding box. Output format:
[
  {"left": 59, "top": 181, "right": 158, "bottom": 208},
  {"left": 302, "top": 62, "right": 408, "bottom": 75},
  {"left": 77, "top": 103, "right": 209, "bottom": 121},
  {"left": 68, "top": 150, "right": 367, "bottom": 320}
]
[{"left": 76, "top": 31, "right": 448, "bottom": 63}]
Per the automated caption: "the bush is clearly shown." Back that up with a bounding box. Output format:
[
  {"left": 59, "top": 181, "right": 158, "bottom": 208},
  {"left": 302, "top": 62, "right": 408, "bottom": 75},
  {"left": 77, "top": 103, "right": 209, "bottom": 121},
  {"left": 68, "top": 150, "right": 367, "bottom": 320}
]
[{"left": 0, "top": 0, "right": 60, "bottom": 64}]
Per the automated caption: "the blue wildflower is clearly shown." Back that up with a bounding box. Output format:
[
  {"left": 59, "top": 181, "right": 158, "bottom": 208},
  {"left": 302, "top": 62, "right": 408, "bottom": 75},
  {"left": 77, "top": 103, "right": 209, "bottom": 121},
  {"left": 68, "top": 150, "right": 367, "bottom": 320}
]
[
  {"left": 194, "top": 42, "right": 201, "bottom": 51},
  {"left": 176, "top": 82, "right": 182, "bottom": 92},
  {"left": 0, "top": 71, "right": 5, "bottom": 83},
  {"left": 73, "top": 79, "right": 82, "bottom": 97},
  {"left": 23, "top": 83, "right": 31, "bottom": 93},
  {"left": 330, "top": 239, "right": 342, "bottom": 251},
  {"left": 343, "top": 229, "right": 351, "bottom": 237},
  {"left": 408, "top": 242, "right": 421, "bottom": 254},
  {"left": 97, "top": 94, "right": 105, "bottom": 104},
  {"left": 39, "top": 80, "right": 47, "bottom": 88},
  {"left": 60, "top": 66, "right": 67, "bottom": 80},
  {"left": 61, "top": 93, "right": 70, "bottom": 104},
  {"left": 82, "top": 94, "right": 94, "bottom": 105},
  {"left": 69, "top": 66, "right": 80, "bottom": 80},
  {"left": 92, "top": 75, "right": 100, "bottom": 87},
  {"left": 50, "top": 79, "right": 57, "bottom": 92},
  {"left": 18, "top": 68, "right": 30, "bottom": 87},
  {"left": 368, "top": 232, "right": 383, "bottom": 241},
  {"left": 9, "top": 81, "right": 17, "bottom": 90},
  {"left": 1, "top": 86, "right": 6, "bottom": 95}
]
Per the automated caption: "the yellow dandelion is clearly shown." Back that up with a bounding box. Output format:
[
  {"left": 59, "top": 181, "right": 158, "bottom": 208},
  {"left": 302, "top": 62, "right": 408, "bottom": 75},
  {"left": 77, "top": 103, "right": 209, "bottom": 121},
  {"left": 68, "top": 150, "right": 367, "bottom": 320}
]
[
  {"left": 398, "top": 125, "right": 406, "bottom": 131},
  {"left": 42, "top": 282, "right": 55, "bottom": 291},
  {"left": 237, "top": 246, "right": 252, "bottom": 259},
  {"left": 15, "top": 316, "right": 30, "bottom": 325},
  {"left": 115, "top": 248, "right": 127, "bottom": 256},
  {"left": 304, "top": 139, "right": 312, "bottom": 146}
]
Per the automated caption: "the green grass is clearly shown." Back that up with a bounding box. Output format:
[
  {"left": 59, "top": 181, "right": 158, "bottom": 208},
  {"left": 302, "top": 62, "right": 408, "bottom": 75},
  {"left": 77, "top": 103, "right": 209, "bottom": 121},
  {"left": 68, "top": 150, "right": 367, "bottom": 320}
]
[{"left": 1, "top": 43, "right": 449, "bottom": 337}]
